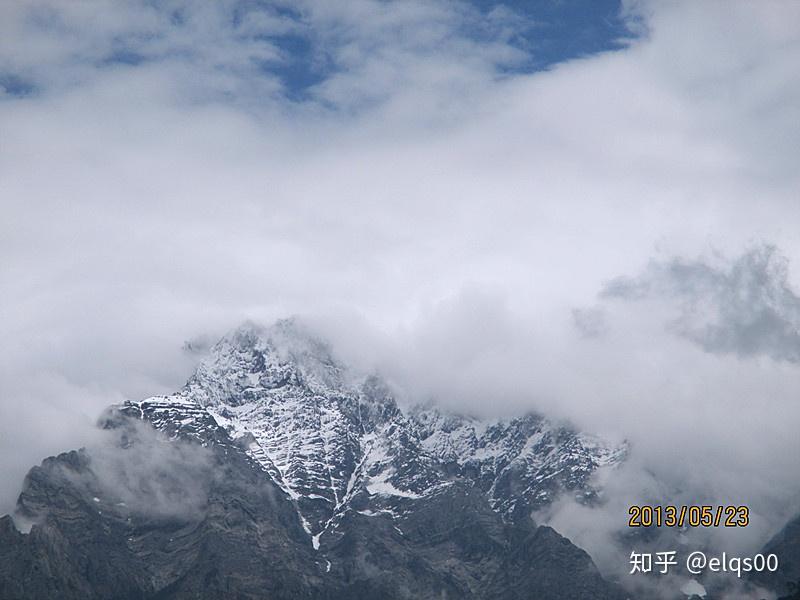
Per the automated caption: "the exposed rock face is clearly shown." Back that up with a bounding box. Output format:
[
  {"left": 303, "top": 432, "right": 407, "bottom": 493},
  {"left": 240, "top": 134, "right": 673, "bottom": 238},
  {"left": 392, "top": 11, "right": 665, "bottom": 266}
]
[
  {"left": 164, "top": 321, "right": 626, "bottom": 534},
  {"left": 752, "top": 513, "right": 800, "bottom": 598},
  {"left": 0, "top": 320, "right": 628, "bottom": 599}
]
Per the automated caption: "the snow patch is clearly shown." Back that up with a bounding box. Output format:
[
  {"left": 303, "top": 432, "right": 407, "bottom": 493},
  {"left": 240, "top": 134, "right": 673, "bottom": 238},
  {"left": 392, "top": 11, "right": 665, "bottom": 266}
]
[
  {"left": 680, "top": 579, "right": 706, "bottom": 598},
  {"left": 366, "top": 478, "right": 421, "bottom": 499}
]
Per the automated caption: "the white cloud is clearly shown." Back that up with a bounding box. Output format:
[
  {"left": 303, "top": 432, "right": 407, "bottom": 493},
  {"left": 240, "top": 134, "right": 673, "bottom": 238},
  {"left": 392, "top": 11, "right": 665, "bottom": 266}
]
[{"left": 1, "top": 4, "right": 799, "bottom": 593}]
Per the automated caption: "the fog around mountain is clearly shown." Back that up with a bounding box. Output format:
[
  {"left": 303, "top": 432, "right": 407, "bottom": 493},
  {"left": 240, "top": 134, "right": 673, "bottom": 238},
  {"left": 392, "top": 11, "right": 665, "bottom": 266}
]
[{"left": 1, "top": 2, "right": 799, "bottom": 597}]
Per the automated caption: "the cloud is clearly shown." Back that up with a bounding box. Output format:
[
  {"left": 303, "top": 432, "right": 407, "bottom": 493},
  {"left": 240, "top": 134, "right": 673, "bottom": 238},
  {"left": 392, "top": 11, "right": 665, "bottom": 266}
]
[
  {"left": 572, "top": 307, "right": 608, "bottom": 339},
  {"left": 0, "top": 0, "right": 292, "bottom": 100},
  {"left": 69, "top": 417, "right": 215, "bottom": 522},
  {"left": 1, "top": 2, "right": 800, "bottom": 596},
  {"left": 309, "top": 246, "right": 800, "bottom": 596},
  {"left": 602, "top": 245, "right": 800, "bottom": 362},
  {"left": 0, "top": 0, "right": 532, "bottom": 109},
  {"left": 10, "top": 414, "right": 216, "bottom": 534}
]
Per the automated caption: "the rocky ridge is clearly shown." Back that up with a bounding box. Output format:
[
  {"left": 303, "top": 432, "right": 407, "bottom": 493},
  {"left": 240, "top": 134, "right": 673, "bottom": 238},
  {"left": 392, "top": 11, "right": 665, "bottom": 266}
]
[
  {"left": 0, "top": 319, "right": 630, "bottom": 600},
  {"left": 144, "top": 320, "right": 627, "bottom": 542}
]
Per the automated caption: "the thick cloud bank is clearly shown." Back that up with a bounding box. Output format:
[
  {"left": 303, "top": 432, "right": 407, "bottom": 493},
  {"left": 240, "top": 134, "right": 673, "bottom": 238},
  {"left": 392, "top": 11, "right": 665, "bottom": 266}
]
[{"left": 1, "top": 4, "right": 799, "bottom": 592}]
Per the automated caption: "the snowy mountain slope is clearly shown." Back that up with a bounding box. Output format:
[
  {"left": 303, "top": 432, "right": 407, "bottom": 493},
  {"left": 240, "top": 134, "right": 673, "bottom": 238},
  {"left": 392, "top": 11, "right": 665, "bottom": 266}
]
[
  {"left": 128, "top": 320, "right": 626, "bottom": 544},
  {"left": 0, "top": 319, "right": 632, "bottom": 600}
]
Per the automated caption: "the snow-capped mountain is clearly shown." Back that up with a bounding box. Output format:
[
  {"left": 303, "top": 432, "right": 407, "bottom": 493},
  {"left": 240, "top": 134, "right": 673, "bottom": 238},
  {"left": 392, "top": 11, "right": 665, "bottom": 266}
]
[
  {"left": 0, "top": 320, "right": 632, "bottom": 600},
  {"left": 126, "top": 320, "right": 626, "bottom": 545}
]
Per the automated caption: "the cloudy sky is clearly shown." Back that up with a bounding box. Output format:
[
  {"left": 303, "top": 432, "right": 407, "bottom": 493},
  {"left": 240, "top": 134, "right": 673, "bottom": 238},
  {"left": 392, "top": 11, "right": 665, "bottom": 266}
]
[{"left": 2, "top": 0, "right": 800, "bottom": 579}]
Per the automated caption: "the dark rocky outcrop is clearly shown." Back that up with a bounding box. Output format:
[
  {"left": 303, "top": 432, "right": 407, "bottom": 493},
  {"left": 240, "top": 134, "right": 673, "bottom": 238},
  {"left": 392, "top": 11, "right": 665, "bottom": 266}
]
[
  {"left": 0, "top": 411, "right": 627, "bottom": 599},
  {"left": 0, "top": 322, "right": 629, "bottom": 599}
]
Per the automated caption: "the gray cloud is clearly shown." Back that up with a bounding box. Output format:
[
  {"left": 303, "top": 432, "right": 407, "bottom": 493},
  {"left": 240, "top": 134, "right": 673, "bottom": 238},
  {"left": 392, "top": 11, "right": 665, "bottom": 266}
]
[
  {"left": 603, "top": 245, "right": 800, "bottom": 362},
  {"left": 1, "top": 2, "right": 800, "bottom": 596},
  {"left": 80, "top": 418, "right": 215, "bottom": 521},
  {"left": 571, "top": 307, "right": 609, "bottom": 339},
  {"left": 11, "top": 416, "right": 215, "bottom": 534}
]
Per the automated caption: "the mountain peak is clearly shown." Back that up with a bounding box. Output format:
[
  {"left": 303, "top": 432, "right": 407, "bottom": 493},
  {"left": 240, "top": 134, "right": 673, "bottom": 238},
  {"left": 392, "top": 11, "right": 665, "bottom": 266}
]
[
  {"left": 183, "top": 319, "right": 349, "bottom": 407},
  {"left": 0, "top": 318, "right": 630, "bottom": 599},
  {"left": 134, "top": 320, "right": 628, "bottom": 539},
  {"left": 221, "top": 318, "right": 338, "bottom": 370}
]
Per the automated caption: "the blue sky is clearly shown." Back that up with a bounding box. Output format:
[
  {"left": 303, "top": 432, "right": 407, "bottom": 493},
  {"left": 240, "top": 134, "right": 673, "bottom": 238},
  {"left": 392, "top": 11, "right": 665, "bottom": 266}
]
[
  {"left": 1, "top": 0, "right": 637, "bottom": 103},
  {"left": 469, "top": 0, "right": 636, "bottom": 67},
  {"left": 263, "top": 0, "right": 637, "bottom": 99}
]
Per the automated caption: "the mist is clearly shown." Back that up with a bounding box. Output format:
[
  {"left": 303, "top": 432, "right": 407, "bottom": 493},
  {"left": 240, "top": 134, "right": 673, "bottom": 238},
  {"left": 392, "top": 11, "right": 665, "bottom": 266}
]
[
  {"left": 311, "top": 247, "right": 800, "bottom": 585},
  {"left": 1, "top": 2, "right": 799, "bottom": 592}
]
